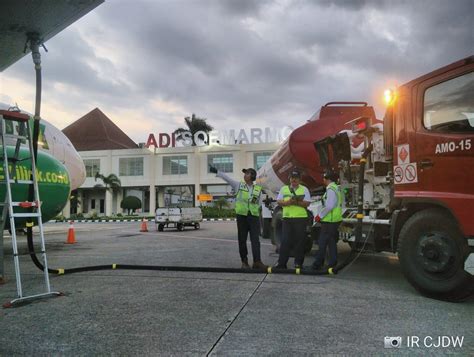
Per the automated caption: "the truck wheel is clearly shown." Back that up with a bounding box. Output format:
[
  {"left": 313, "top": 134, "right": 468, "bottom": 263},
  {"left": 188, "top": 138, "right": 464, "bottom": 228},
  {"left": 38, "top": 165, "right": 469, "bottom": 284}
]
[
  {"left": 194, "top": 223, "right": 200, "bottom": 230},
  {"left": 158, "top": 224, "right": 164, "bottom": 232},
  {"left": 177, "top": 223, "right": 184, "bottom": 231},
  {"left": 397, "top": 208, "right": 473, "bottom": 301}
]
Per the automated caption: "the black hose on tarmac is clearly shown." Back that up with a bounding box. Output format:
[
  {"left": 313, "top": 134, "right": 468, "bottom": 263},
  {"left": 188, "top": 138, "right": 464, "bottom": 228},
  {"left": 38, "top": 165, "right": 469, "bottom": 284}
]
[{"left": 57, "top": 264, "right": 332, "bottom": 276}]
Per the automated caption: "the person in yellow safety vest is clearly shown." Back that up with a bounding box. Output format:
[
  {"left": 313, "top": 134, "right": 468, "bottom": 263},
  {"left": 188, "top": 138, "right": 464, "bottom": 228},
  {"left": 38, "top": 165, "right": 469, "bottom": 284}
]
[
  {"left": 210, "top": 165, "right": 267, "bottom": 270},
  {"left": 311, "top": 169, "right": 343, "bottom": 270},
  {"left": 274, "top": 169, "right": 311, "bottom": 269}
]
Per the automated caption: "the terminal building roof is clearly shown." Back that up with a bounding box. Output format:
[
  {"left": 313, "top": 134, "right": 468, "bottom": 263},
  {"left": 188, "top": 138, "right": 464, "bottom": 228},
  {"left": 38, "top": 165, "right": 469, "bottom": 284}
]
[{"left": 62, "top": 108, "right": 137, "bottom": 151}]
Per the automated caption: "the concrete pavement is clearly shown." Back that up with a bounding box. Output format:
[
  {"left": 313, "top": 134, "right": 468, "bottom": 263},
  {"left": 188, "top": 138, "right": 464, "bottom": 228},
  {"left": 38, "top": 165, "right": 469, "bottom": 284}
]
[{"left": 1, "top": 221, "right": 472, "bottom": 355}]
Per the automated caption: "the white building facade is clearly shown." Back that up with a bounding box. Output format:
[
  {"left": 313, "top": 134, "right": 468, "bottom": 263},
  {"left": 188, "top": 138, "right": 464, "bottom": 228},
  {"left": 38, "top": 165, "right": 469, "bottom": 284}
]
[{"left": 71, "top": 142, "right": 279, "bottom": 217}]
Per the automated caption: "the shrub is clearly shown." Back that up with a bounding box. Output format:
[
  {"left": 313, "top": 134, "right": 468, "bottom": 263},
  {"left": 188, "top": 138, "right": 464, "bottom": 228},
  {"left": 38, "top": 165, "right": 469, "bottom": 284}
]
[
  {"left": 121, "top": 196, "right": 142, "bottom": 215},
  {"left": 69, "top": 212, "right": 85, "bottom": 221},
  {"left": 201, "top": 207, "right": 235, "bottom": 218}
]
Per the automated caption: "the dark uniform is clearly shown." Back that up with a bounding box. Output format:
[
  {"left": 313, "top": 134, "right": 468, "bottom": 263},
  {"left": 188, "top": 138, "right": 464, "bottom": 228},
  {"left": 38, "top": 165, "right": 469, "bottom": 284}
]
[
  {"left": 312, "top": 172, "right": 342, "bottom": 270},
  {"left": 275, "top": 170, "right": 311, "bottom": 269},
  {"left": 212, "top": 166, "right": 266, "bottom": 269}
]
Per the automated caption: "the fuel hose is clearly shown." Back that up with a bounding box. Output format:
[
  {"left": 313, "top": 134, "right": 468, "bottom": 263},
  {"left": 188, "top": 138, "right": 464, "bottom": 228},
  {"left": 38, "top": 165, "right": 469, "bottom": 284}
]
[{"left": 331, "top": 144, "right": 374, "bottom": 274}]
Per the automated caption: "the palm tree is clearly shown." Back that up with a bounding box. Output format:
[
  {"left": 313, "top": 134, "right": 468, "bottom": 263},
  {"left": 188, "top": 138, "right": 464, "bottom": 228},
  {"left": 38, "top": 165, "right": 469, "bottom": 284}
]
[
  {"left": 69, "top": 189, "right": 81, "bottom": 214},
  {"left": 174, "top": 113, "right": 214, "bottom": 146},
  {"left": 94, "top": 172, "right": 122, "bottom": 192},
  {"left": 94, "top": 173, "right": 121, "bottom": 215}
]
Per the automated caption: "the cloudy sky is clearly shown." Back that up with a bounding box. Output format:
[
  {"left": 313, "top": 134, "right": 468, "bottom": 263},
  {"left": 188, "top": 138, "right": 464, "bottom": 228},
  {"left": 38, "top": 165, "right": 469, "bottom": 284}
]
[{"left": 1, "top": 0, "right": 473, "bottom": 144}]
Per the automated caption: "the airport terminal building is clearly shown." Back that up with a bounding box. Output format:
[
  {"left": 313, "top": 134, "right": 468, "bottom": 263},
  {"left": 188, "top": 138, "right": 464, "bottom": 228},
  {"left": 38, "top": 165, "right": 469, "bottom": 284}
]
[{"left": 62, "top": 108, "right": 287, "bottom": 217}]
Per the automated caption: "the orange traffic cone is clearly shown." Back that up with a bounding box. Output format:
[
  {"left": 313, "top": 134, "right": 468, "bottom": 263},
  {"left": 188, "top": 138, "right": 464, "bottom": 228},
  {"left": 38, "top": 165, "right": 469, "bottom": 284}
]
[
  {"left": 140, "top": 218, "right": 148, "bottom": 232},
  {"left": 66, "top": 220, "right": 76, "bottom": 244}
]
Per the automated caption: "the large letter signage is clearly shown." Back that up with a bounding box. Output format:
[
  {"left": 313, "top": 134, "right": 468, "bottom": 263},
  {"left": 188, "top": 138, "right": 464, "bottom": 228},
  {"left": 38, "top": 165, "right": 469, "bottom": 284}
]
[{"left": 145, "top": 126, "right": 293, "bottom": 148}]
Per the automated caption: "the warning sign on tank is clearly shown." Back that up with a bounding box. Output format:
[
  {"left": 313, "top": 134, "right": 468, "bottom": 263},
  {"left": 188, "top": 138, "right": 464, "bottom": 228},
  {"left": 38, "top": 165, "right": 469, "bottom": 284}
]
[
  {"left": 394, "top": 144, "right": 418, "bottom": 184},
  {"left": 397, "top": 144, "right": 410, "bottom": 165},
  {"left": 393, "top": 162, "right": 418, "bottom": 184}
]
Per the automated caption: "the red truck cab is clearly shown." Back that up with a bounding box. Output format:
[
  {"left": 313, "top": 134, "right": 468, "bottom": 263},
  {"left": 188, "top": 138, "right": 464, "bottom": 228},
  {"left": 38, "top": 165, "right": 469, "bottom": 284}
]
[
  {"left": 386, "top": 56, "right": 474, "bottom": 301},
  {"left": 389, "top": 56, "right": 474, "bottom": 236}
]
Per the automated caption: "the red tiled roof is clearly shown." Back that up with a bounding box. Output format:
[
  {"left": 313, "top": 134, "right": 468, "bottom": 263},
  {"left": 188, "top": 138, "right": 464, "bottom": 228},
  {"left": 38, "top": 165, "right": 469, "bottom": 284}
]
[{"left": 62, "top": 108, "right": 138, "bottom": 151}]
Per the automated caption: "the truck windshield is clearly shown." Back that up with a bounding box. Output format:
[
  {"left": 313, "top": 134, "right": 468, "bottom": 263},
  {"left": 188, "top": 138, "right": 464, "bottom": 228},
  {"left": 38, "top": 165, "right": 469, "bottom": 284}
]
[{"left": 423, "top": 71, "right": 474, "bottom": 133}]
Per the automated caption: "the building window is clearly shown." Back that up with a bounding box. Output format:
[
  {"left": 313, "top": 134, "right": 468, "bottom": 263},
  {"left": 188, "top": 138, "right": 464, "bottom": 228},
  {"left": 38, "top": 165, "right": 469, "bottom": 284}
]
[
  {"left": 424, "top": 71, "right": 474, "bottom": 133},
  {"left": 254, "top": 151, "right": 274, "bottom": 170},
  {"left": 119, "top": 157, "right": 144, "bottom": 176},
  {"left": 163, "top": 156, "right": 188, "bottom": 175},
  {"left": 208, "top": 154, "right": 233, "bottom": 173},
  {"left": 162, "top": 185, "right": 195, "bottom": 207},
  {"left": 84, "top": 159, "right": 100, "bottom": 177}
]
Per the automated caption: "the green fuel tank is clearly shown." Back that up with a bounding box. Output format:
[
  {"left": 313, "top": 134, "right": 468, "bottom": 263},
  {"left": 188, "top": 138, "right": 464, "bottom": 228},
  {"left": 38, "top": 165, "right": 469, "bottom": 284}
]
[{"left": 0, "top": 147, "right": 71, "bottom": 227}]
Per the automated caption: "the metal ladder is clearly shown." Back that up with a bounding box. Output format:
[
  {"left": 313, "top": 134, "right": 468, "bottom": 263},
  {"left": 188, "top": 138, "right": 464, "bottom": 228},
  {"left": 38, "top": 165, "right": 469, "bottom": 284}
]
[{"left": 0, "top": 109, "right": 59, "bottom": 306}]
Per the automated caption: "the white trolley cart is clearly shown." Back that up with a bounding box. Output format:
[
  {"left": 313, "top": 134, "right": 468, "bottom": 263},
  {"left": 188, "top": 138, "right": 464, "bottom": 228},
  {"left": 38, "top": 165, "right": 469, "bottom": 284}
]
[{"left": 155, "top": 207, "right": 203, "bottom": 231}]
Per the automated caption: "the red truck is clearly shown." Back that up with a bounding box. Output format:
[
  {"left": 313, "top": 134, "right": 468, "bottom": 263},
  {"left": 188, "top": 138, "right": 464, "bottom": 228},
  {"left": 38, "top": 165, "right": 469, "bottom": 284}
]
[{"left": 257, "top": 56, "right": 474, "bottom": 301}]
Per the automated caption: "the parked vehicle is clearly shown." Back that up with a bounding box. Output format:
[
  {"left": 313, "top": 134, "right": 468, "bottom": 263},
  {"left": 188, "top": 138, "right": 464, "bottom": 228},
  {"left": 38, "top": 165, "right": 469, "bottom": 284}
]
[
  {"left": 155, "top": 207, "right": 202, "bottom": 231},
  {"left": 257, "top": 56, "right": 474, "bottom": 301}
]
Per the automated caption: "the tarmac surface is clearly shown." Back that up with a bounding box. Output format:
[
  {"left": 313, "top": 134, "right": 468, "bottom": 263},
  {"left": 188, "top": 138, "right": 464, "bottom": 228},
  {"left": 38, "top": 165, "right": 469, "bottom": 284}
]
[{"left": 0, "top": 221, "right": 473, "bottom": 355}]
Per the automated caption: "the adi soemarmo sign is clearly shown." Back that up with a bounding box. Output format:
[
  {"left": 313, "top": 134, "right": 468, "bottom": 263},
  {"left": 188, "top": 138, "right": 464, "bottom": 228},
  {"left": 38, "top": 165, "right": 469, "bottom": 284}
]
[{"left": 146, "top": 126, "right": 293, "bottom": 148}]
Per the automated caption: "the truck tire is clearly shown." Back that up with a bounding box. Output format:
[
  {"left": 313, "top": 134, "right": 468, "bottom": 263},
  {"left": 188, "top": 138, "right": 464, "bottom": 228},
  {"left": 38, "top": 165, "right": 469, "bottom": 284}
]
[
  {"left": 158, "top": 224, "right": 164, "bottom": 232},
  {"left": 194, "top": 223, "right": 200, "bottom": 230},
  {"left": 397, "top": 208, "right": 473, "bottom": 301},
  {"left": 177, "top": 223, "right": 184, "bottom": 231}
]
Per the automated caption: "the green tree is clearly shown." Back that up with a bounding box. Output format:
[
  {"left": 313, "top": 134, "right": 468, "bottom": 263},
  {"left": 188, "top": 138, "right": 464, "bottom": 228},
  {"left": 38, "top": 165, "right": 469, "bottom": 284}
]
[
  {"left": 174, "top": 113, "right": 214, "bottom": 146},
  {"left": 94, "top": 172, "right": 122, "bottom": 192},
  {"left": 69, "top": 189, "right": 81, "bottom": 214},
  {"left": 120, "top": 196, "right": 142, "bottom": 215},
  {"left": 214, "top": 196, "right": 230, "bottom": 210},
  {"left": 94, "top": 173, "right": 122, "bottom": 215}
]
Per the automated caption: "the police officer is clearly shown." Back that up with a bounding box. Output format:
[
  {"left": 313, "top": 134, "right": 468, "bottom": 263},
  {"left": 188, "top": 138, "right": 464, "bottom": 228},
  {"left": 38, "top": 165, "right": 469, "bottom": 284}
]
[
  {"left": 210, "top": 165, "right": 267, "bottom": 269},
  {"left": 275, "top": 169, "right": 311, "bottom": 269},
  {"left": 312, "top": 170, "right": 342, "bottom": 270}
]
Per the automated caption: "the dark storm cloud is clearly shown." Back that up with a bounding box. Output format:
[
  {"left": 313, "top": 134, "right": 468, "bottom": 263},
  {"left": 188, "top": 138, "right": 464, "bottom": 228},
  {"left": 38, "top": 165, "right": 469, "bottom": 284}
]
[
  {"left": 309, "top": 0, "right": 473, "bottom": 76},
  {"left": 216, "top": 0, "right": 271, "bottom": 16},
  {"left": 6, "top": 26, "right": 132, "bottom": 113},
  {"left": 89, "top": 0, "right": 320, "bottom": 121},
  {"left": 4, "top": 0, "right": 472, "bottom": 139}
]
